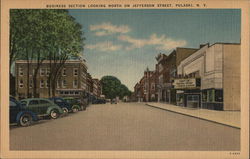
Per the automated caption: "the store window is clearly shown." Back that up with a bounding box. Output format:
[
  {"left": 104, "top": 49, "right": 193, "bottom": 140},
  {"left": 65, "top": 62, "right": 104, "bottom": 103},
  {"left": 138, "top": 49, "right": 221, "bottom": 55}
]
[
  {"left": 202, "top": 91, "right": 207, "bottom": 102},
  {"left": 207, "top": 89, "right": 215, "bottom": 102},
  {"left": 215, "top": 90, "right": 223, "bottom": 102}
]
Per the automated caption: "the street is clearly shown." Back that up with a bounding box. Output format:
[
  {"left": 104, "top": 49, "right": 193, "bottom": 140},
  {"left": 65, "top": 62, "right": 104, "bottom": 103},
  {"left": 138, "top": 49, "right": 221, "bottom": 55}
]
[{"left": 10, "top": 102, "right": 240, "bottom": 151}]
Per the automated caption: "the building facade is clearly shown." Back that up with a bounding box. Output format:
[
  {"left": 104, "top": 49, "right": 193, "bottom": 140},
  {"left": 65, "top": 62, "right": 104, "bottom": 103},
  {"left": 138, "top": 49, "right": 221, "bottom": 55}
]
[
  {"left": 175, "top": 43, "right": 240, "bottom": 110},
  {"left": 15, "top": 59, "right": 88, "bottom": 99}
]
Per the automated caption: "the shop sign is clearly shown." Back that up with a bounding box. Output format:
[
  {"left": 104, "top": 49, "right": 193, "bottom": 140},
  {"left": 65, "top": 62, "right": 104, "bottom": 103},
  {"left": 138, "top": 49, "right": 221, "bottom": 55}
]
[{"left": 173, "top": 78, "right": 197, "bottom": 89}]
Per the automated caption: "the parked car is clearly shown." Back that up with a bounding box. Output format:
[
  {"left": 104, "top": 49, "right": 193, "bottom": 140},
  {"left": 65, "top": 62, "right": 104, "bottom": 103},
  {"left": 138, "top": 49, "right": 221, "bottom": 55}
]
[
  {"left": 92, "top": 98, "right": 106, "bottom": 104},
  {"left": 74, "top": 97, "right": 87, "bottom": 110},
  {"left": 63, "top": 97, "right": 83, "bottom": 112},
  {"left": 10, "top": 96, "right": 38, "bottom": 126},
  {"left": 49, "top": 97, "right": 72, "bottom": 113},
  {"left": 20, "top": 98, "right": 64, "bottom": 119}
]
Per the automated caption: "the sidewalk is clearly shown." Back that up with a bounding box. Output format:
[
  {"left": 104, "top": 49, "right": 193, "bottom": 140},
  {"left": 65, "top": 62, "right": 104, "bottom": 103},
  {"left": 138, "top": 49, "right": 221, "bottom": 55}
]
[{"left": 145, "top": 102, "right": 240, "bottom": 129}]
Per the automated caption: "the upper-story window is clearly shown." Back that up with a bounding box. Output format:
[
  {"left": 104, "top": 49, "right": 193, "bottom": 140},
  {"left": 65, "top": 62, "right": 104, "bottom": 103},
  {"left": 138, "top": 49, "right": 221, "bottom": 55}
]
[
  {"left": 62, "top": 80, "right": 67, "bottom": 88},
  {"left": 73, "top": 68, "right": 78, "bottom": 76},
  {"left": 19, "top": 79, "right": 24, "bottom": 88},
  {"left": 19, "top": 67, "right": 24, "bottom": 76},
  {"left": 46, "top": 68, "right": 50, "bottom": 76},
  {"left": 62, "top": 68, "right": 66, "bottom": 76},
  {"left": 40, "top": 68, "right": 46, "bottom": 76},
  {"left": 46, "top": 80, "right": 49, "bottom": 88},
  {"left": 40, "top": 80, "right": 44, "bottom": 88}
]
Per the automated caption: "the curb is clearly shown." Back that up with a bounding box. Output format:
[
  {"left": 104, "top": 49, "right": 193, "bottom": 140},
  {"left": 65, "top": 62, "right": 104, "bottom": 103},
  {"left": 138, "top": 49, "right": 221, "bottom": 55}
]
[{"left": 145, "top": 103, "right": 240, "bottom": 129}]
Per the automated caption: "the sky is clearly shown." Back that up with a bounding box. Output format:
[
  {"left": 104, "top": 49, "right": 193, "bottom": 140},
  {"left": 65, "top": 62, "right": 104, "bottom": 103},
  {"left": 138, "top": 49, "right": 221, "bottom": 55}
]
[{"left": 68, "top": 9, "right": 241, "bottom": 91}]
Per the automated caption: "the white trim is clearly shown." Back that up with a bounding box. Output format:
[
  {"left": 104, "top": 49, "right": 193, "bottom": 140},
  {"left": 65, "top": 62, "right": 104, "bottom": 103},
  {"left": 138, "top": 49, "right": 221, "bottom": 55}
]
[
  {"left": 40, "top": 68, "right": 46, "bottom": 76},
  {"left": 62, "top": 68, "right": 66, "bottom": 76},
  {"left": 19, "top": 67, "right": 24, "bottom": 76}
]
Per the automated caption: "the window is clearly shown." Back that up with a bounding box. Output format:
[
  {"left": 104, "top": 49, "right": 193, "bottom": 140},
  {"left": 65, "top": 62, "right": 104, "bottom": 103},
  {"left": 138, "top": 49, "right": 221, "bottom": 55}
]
[
  {"left": 75, "top": 91, "right": 79, "bottom": 95},
  {"left": 29, "top": 78, "right": 33, "bottom": 88},
  {"left": 215, "top": 90, "right": 223, "bottom": 102},
  {"left": 46, "top": 80, "right": 49, "bottom": 88},
  {"left": 73, "top": 80, "right": 78, "bottom": 88},
  {"left": 40, "top": 80, "right": 44, "bottom": 88},
  {"left": 73, "top": 68, "right": 78, "bottom": 76},
  {"left": 207, "top": 90, "right": 215, "bottom": 102},
  {"left": 19, "top": 79, "right": 24, "bottom": 88},
  {"left": 46, "top": 68, "right": 50, "bottom": 76},
  {"left": 65, "top": 91, "right": 69, "bottom": 95},
  {"left": 62, "top": 80, "right": 67, "bottom": 88},
  {"left": 29, "top": 100, "right": 39, "bottom": 105},
  {"left": 10, "top": 101, "right": 17, "bottom": 107},
  {"left": 39, "top": 100, "right": 50, "bottom": 104},
  {"left": 19, "top": 67, "right": 24, "bottom": 76},
  {"left": 40, "top": 68, "right": 46, "bottom": 76},
  {"left": 62, "top": 68, "right": 66, "bottom": 76}
]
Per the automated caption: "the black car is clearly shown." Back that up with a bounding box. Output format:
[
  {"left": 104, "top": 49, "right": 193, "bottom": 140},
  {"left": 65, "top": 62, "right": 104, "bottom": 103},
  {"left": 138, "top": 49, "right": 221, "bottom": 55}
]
[
  {"left": 10, "top": 96, "right": 38, "bottom": 126},
  {"left": 49, "top": 97, "right": 72, "bottom": 113}
]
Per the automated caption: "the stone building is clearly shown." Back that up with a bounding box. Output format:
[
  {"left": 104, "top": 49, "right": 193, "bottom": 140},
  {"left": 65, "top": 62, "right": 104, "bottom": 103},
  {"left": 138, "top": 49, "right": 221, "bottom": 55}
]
[{"left": 15, "top": 59, "right": 88, "bottom": 99}]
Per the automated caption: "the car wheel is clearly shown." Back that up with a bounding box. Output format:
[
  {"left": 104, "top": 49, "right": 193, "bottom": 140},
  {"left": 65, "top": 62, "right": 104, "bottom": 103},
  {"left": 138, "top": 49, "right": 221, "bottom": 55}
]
[
  {"left": 62, "top": 107, "right": 69, "bottom": 114},
  {"left": 72, "top": 107, "right": 79, "bottom": 113},
  {"left": 50, "top": 109, "right": 59, "bottom": 119},
  {"left": 19, "top": 113, "right": 32, "bottom": 127}
]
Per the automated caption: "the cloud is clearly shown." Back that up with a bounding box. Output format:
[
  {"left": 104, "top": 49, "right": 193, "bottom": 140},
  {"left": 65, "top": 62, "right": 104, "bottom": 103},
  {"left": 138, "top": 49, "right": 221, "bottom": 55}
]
[
  {"left": 86, "top": 41, "right": 122, "bottom": 52},
  {"left": 90, "top": 22, "right": 131, "bottom": 36},
  {"left": 118, "top": 34, "right": 187, "bottom": 51}
]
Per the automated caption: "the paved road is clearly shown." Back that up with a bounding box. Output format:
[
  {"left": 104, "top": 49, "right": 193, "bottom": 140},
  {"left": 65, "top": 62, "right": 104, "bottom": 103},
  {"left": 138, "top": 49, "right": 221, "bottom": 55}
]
[{"left": 10, "top": 102, "right": 240, "bottom": 150}]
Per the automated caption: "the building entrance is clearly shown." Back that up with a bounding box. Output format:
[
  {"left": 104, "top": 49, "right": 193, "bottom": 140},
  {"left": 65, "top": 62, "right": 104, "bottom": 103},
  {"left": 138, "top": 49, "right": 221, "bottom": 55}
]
[{"left": 186, "top": 94, "right": 200, "bottom": 108}]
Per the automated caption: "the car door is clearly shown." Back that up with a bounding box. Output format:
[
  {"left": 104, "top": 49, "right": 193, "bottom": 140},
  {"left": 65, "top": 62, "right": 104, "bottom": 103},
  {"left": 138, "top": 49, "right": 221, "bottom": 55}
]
[
  {"left": 27, "top": 100, "right": 40, "bottom": 114},
  {"left": 39, "top": 100, "right": 52, "bottom": 114}
]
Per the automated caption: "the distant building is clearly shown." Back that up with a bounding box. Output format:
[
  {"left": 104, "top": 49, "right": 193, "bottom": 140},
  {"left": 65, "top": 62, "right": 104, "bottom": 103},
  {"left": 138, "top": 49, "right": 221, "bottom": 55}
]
[
  {"left": 92, "top": 78, "right": 102, "bottom": 97},
  {"left": 15, "top": 59, "right": 88, "bottom": 99},
  {"left": 156, "top": 47, "right": 198, "bottom": 103}
]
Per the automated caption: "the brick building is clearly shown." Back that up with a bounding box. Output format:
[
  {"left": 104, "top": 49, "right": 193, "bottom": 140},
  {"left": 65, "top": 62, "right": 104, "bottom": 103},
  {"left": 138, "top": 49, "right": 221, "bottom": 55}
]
[{"left": 15, "top": 59, "right": 88, "bottom": 99}]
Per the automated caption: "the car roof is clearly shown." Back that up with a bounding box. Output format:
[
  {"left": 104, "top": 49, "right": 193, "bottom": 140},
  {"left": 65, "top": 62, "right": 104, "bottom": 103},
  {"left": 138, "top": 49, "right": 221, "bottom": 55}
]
[{"left": 21, "top": 98, "right": 51, "bottom": 101}]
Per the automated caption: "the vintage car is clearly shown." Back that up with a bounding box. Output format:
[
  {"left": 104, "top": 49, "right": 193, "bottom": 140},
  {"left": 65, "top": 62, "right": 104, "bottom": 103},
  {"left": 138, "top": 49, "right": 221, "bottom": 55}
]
[
  {"left": 49, "top": 97, "right": 72, "bottom": 113},
  {"left": 20, "top": 98, "right": 64, "bottom": 119},
  {"left": 10, "top": 96, "right": 38, "bottom": 126},
  {"left": 62, "top": 97, "right": 84, "bottom": 112}
]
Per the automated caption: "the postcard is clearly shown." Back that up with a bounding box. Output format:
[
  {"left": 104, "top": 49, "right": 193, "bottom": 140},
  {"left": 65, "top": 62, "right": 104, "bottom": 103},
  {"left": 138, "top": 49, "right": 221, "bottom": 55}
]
[{"left": 0, "top": 0, "right": 249, "bottom": 158}]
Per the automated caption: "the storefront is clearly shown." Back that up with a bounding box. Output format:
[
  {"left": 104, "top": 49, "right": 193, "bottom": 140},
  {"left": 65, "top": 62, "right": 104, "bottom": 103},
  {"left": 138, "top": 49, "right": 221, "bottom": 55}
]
[
  {"left": 174, "top": 78, "right": 201, "bottom": 108},
  {"left": 201, "top": 89, "right": 223, "bottom": 110}
]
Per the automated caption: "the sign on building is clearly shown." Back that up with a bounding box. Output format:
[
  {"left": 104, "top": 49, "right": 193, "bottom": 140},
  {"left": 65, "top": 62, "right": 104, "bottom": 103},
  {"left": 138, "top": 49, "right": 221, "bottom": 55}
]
[{"left": 173, "top": 78, "right": 197, "bottom": 89}]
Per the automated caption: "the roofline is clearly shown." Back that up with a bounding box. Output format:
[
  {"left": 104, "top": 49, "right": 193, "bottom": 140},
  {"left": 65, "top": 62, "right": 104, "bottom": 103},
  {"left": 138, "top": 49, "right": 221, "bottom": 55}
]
[{"left": 209, "top": 42, "right": 241, "bottom": 48}]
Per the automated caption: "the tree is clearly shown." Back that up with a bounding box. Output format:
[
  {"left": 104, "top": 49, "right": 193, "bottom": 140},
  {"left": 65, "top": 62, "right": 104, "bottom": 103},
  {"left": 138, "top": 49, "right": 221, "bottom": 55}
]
[
  {"left": 10, "top": 9, "right": 85, "bottom": 97},
  {"left": 100, "top": 76, "right": 131, "bottom": 100}
]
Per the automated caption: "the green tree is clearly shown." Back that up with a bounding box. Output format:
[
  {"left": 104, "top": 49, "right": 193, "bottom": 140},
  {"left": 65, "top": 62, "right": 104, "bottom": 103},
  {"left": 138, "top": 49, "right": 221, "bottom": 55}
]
[
  {"left": 100, "top": 76, "right": 131, "bottom": 100},
  {"left": 10, "top": 9, "right": 85, "bottom": 97}
]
